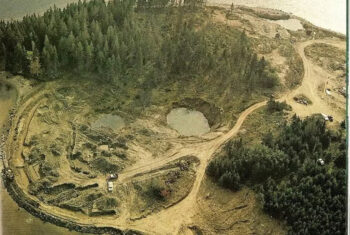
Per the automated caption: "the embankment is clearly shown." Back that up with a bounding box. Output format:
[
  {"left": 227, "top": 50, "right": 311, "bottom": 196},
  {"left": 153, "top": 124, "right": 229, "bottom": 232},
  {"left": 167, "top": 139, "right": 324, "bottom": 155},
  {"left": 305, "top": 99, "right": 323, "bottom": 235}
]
[{"left": 2, "top": 173, "right": 142, "bottom": 235}]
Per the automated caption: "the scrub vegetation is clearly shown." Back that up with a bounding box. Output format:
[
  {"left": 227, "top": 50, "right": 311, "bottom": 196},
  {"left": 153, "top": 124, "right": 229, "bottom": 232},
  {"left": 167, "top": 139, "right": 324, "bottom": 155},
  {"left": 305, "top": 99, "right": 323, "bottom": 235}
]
[{"left": 305, "top": 43, "right": 346, "bottom": 73}]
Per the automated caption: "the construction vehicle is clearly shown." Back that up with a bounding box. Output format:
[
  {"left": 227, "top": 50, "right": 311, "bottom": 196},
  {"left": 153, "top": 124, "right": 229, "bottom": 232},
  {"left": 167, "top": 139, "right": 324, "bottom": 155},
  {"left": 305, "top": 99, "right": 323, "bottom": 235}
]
[
  {"left": 107, "top": 181, "right": 113, "bottom": 192},
  {"left": 108, "top": 173, "right": 118, "bottom": 180},
  {"left": 321, "top": 113, "right": 333, "bottom": 122}
]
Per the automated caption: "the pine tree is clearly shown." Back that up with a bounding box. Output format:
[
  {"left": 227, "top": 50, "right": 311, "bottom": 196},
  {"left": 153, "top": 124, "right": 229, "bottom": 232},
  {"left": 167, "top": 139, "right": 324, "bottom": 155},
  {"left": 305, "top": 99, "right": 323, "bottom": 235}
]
[
  {"left": 42, "top": 35, "right": 52, "bottom": 71},
  {"left": 85, "top": 43, "right": 94, "bottom": 71},
  {"left": 29, "top": 56, "right": 41, "bottom": 77},
  {"left": 0, "top": 43, "right": 6, "bottom": 70},
  {"left": 13, "top": 42, "right": 26, "bottom": 74},
  {"left": 76, "top": 41, "right": 84, "bottom": 71}
]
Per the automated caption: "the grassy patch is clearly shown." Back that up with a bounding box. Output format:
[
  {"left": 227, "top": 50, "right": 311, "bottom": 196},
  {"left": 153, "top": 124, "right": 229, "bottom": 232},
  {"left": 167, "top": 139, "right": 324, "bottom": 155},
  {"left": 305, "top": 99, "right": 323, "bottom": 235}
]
[
  {"left": 279, "top": 44, "right": 304, "bottom": 88},
  {"left": 238, "top": 105, "right": 287, "bottom": 145},
  {"left": 305, "top": 43, "right": 345, "bottom": 73}
]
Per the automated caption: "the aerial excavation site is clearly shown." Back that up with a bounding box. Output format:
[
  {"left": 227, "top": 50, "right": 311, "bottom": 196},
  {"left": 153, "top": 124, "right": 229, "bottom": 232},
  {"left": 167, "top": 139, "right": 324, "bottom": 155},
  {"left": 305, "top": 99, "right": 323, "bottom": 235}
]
[{"left": 0, "top": 0, "right": 346, "bottom": 234}]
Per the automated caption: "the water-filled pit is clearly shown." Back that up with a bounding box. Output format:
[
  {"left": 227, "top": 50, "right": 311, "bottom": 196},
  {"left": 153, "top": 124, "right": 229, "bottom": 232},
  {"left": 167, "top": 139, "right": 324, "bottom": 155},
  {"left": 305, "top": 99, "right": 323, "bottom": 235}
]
[
  {"left": 167, "top": 108, "right": 210, "bottom": 136},
  {"left": 271, "top": 18, "right": 303, "bottom": 31},
  {"left": 91, "top": 114, "right": 125, "bottom": 131}
]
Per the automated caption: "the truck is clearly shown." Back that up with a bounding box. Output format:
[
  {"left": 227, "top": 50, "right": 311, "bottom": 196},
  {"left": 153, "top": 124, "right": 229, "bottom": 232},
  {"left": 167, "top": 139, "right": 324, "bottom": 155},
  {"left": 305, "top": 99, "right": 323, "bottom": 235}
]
[
  {"left": 107, "top": 181, "right": 113, "bottom": 192},
  {"left": 321, "top": 113, "right": 333, "bottom": 122}
]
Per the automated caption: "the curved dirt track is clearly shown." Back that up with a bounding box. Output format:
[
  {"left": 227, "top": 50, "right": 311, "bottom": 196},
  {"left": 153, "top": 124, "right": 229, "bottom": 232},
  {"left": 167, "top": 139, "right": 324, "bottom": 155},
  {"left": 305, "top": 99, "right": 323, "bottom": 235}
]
[
  {"left": 281, "top": 39, "right": 346, "bottom": 122},
  {"left": 5, "top": 82, "right": 267, "bottom": 234},
  {"left": 126, "top": 101, "right": 267, "bottom": 234},
  {"left": 4, "top": 38, "right": 345, "bottom": 234}
]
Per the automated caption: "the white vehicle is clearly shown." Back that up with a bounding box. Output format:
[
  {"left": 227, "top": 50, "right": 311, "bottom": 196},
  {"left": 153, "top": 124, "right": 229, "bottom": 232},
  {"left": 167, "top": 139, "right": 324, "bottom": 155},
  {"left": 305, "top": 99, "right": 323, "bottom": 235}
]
[
  {"left": 321, "top": 113, "right": 333, "bottom": 122},
  {"left": 321, "top": 113, "right": 329, "bottom": 121},
  {"left": 107, "top": 181, "right": 113, "bottom": 192},
  {"left": 109, "top": 173, "right": 118, "bottom": 180},
  {"left": 317, "top": 158, "right": 325, "bottom": 166}
]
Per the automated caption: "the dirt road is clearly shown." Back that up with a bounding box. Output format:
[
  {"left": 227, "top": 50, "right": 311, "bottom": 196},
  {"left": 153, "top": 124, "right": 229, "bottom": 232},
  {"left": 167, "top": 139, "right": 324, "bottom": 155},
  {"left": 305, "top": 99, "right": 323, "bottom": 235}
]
[
  {"left": 124, "top": 39, "right": 346, "bottom": 234},
  {"left": 125, "top": 101, "right": 267, "bottom": 234},
  {"left": 281, "top": 39, "right": 346, "bottom": 122},
  {"left": 3, "top": 37, "right": 345, "bottom": 234},
  {"left": 4, "top": 80, "right": 267, "bottom": 234}
]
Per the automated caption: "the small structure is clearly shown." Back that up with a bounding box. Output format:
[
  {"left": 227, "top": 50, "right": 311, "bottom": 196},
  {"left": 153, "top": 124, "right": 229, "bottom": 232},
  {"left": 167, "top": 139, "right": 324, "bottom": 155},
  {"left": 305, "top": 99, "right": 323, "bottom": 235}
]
[
  {"left": 107, "top": 181, "right": 113, "bottom": 192},
  {"left": 317, "top": 158, "right": 325, "bottom": 166},
  {"left": 325, "top": 89, "right": 331, "bottom": 95}
]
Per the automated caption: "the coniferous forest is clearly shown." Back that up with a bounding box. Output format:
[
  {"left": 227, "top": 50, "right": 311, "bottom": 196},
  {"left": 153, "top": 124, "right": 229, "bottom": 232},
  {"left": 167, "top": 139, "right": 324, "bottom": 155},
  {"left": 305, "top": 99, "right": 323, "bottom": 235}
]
[
  {"left": 0, "top": 1, "right": 345, "bottom": 234},
  {"left": 207, "top": 115, "right": 346, "bottom": 234},
  {"left": 0, "top": 0, "right": 277, "bottom": 94}
]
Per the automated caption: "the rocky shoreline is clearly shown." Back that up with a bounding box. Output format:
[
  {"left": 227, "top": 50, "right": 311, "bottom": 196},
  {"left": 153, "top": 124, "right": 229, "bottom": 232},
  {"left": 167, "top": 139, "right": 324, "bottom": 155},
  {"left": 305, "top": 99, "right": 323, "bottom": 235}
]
[
  {"left": 0, "top": 78, "right": 141, "bottom": 235},
  {"left": 2, "top": 173, "right": 143, "bottom": 235},
  {"left": 0, "top": 81, "right": 142, "bottom": 234}
]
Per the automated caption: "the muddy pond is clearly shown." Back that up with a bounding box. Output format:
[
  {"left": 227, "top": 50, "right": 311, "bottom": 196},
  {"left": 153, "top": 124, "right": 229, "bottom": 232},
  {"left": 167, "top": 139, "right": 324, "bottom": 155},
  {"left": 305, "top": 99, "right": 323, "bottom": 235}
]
[
  {"left": 270, "top": 18, "right": 303, "bottom": 31},
  {"left": 91, "top": 114, "right": 125, "bottom": 131},
  {"left": 167, "top": 108, "right": 210, "bottom": 136}
]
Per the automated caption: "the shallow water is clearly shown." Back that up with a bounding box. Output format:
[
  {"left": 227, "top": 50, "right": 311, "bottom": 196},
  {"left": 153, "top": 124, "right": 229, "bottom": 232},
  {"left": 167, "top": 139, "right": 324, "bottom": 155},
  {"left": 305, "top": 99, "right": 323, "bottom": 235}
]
[
  {"left": 0, "top": 0, "right": 344, "bottom": 33},
  {"left": 208, "top": 0, "right": 346, "bottom": 34},
  {"left": 167, "top": 108, "right": 210, "bottom": 136},
  {"left": 91, "top": 114, "right": 125, "bottom": 131},
  {"left": 0, "top": 82, "right": 16, "bottom": 127},
  {"left": 271, "top": 18, "right": 303, "bottom": 31},
  {"left": 0, "top": 184, "right": 86, "bottom": 235}
]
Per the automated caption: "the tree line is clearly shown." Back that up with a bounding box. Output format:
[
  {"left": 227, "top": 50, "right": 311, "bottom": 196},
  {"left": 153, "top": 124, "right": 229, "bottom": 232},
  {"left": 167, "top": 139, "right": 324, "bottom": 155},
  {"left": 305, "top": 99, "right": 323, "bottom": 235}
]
[
  {"left": 0, "top": 0, "right": 277, "bottom": 93},
  {"left": 207, "top": 115, "right": 346, "bottom": 234}
]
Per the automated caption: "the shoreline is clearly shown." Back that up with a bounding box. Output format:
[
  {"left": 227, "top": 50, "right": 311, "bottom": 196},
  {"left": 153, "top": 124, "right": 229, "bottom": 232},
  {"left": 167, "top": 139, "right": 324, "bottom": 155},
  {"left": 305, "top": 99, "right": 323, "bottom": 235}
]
[
  {"left": 207, "top": 0, "right": 346, "bottom": 34},
  {"left": 2, "top": 175, "right": 142, "bottom": 235},
  {"left": 0, "top": 77, "right": 138, "bottom": 235},
  {"left": 206, "top": 3, "right": 346, "bottom": 38},
  {"left": 0, "top": 3, "right": 346, "bottom": 235},
  {"left": 0, "top": 1, "right": 346, "bottom": 35}
]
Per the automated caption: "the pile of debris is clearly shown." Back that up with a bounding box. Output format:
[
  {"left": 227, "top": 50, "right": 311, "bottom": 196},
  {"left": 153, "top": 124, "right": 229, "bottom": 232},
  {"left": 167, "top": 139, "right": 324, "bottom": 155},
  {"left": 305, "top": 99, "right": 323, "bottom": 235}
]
[
  {"left": 0, "top": 134, "right": 5, "bottom": 159},
  {"left": 293, "top": 96, "right": 309, "bottom": 105},
  {"left": 336, "top": 87, "right": 346, "bottom": 97},
  {"left": 2, "top": 168, "right": 14, "bottom": 181}
]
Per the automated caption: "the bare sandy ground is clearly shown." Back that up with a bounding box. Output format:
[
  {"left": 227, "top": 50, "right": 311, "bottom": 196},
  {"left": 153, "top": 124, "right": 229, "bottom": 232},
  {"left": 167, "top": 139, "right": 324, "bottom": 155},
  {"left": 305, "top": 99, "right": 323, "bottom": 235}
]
[
  {"left": 2, "top": 30, "right": 345, "bottom": 235},
  {"left": 281, "top": 39, "right": 346, "bottom": 122}
]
